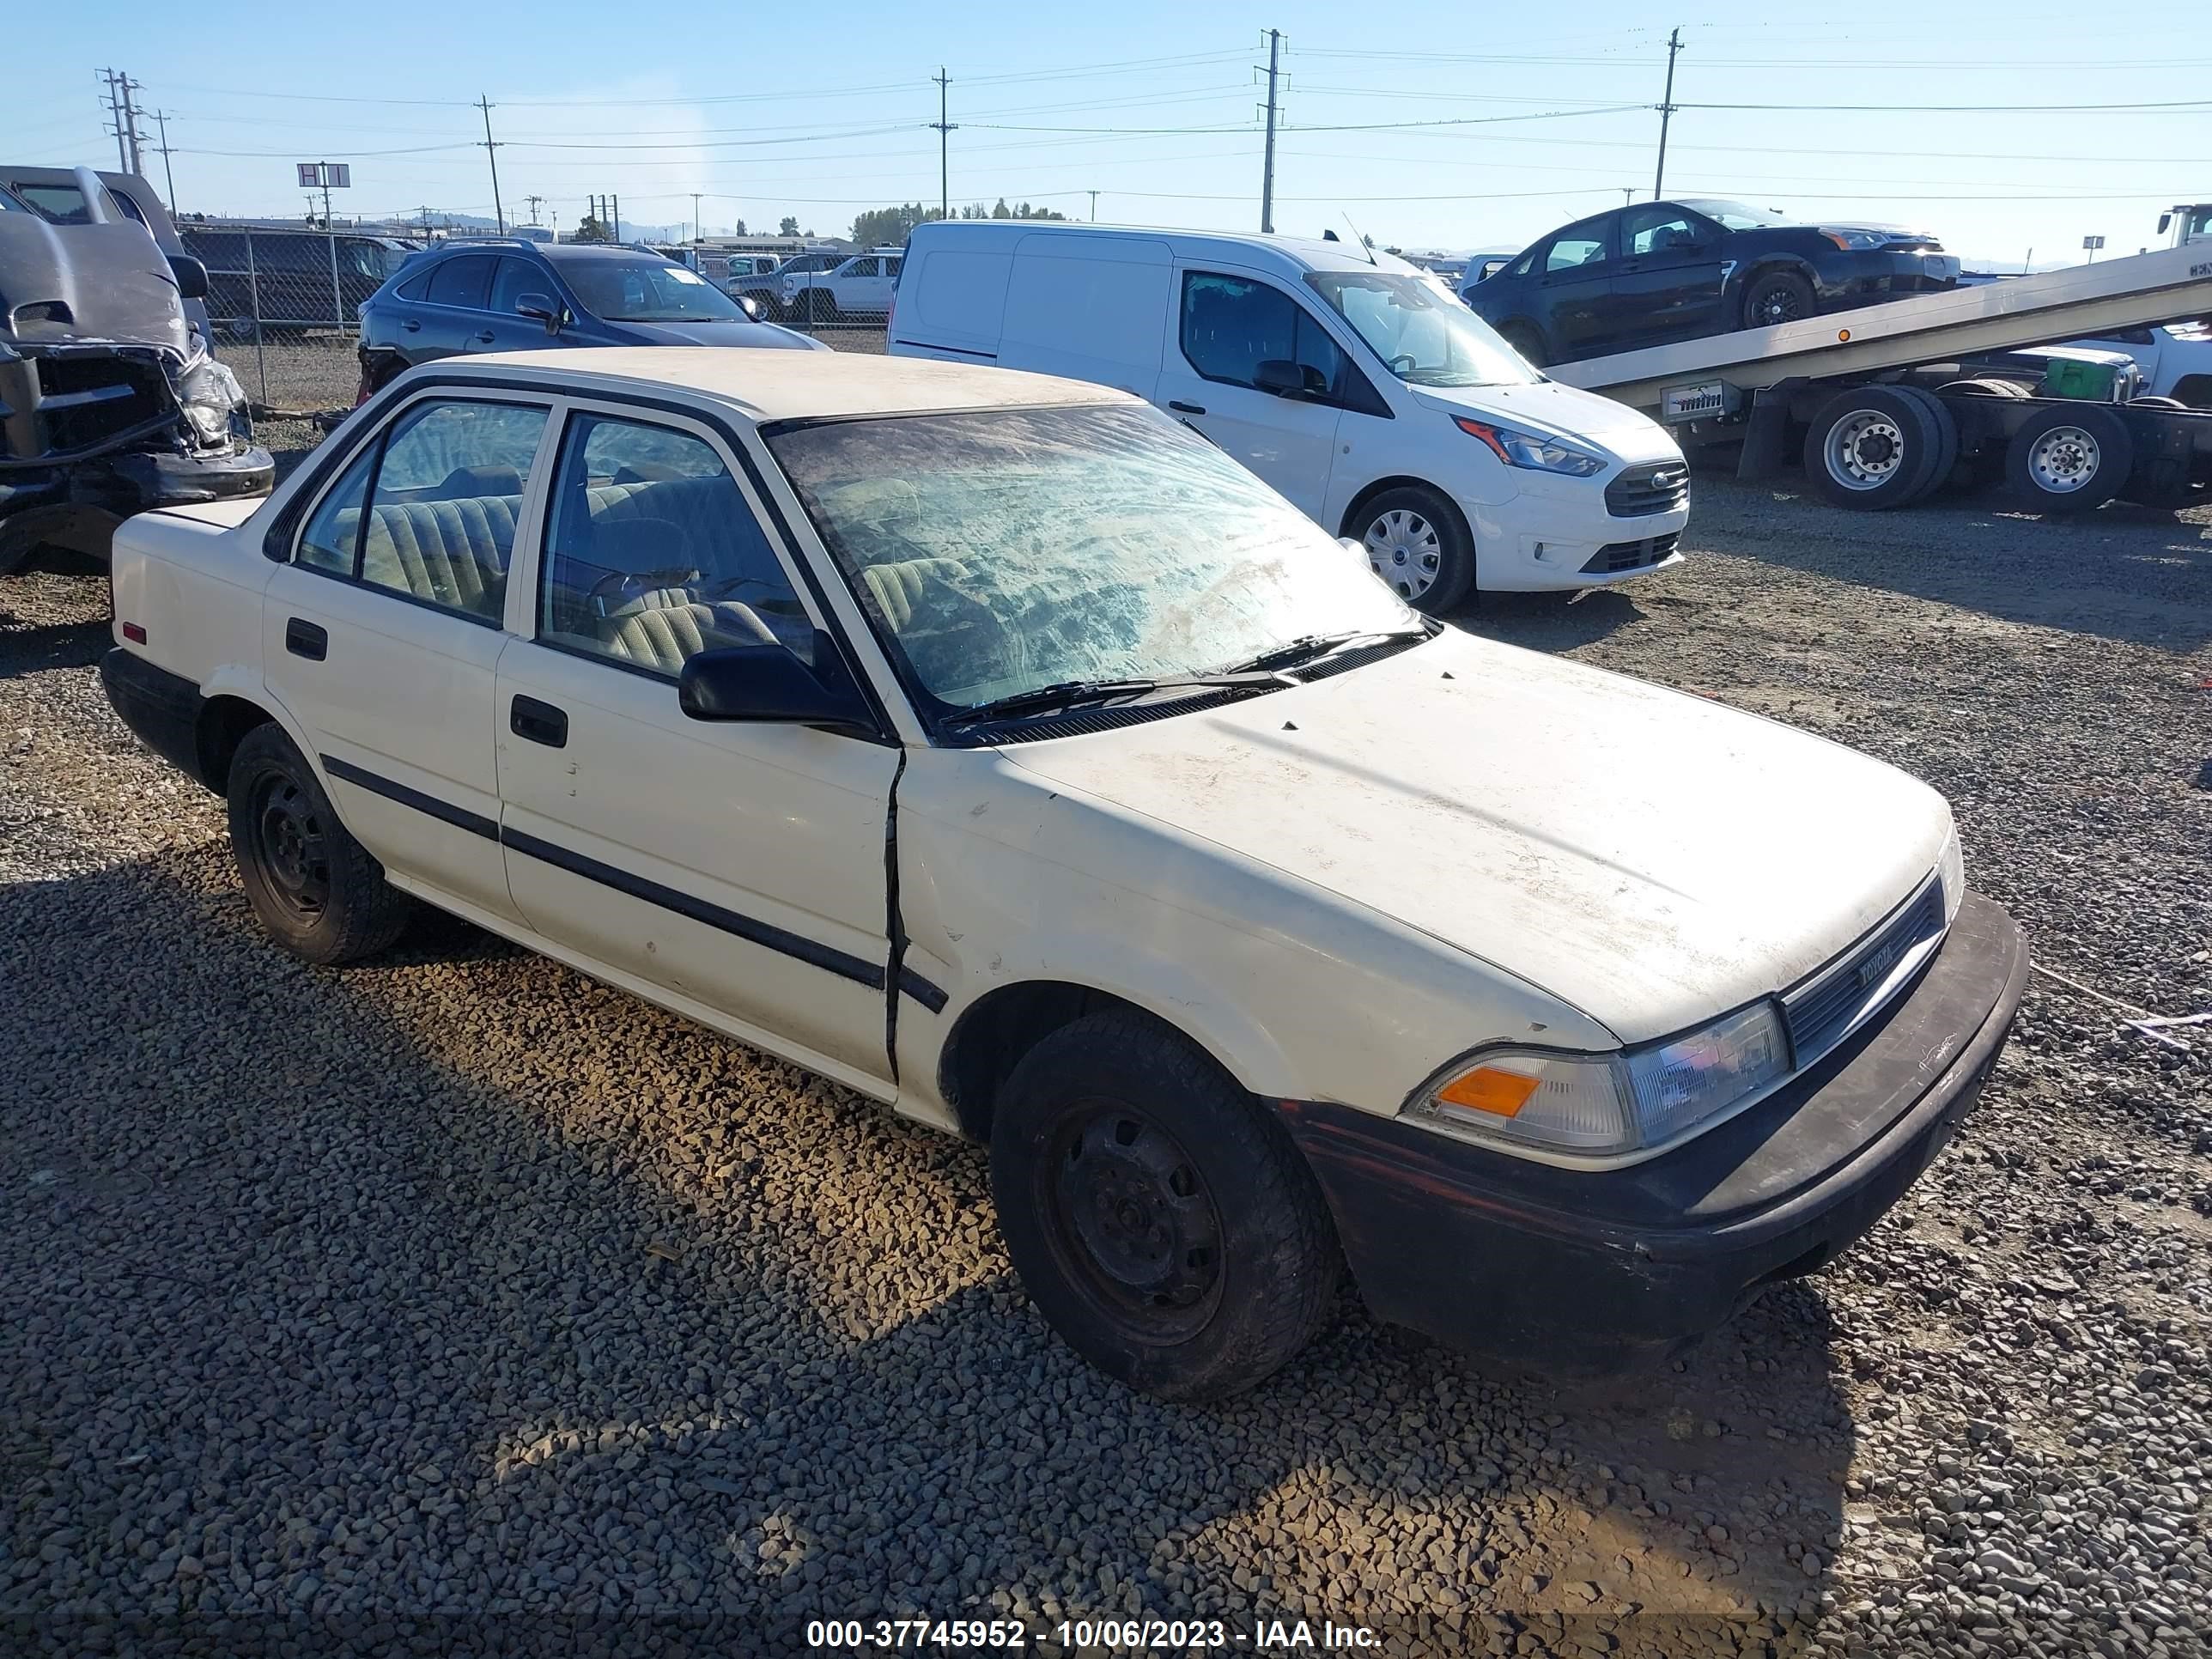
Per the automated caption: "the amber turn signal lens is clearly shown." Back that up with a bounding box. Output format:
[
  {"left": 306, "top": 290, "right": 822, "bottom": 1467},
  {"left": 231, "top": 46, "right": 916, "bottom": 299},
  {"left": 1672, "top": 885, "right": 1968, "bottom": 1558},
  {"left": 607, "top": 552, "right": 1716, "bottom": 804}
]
[{"left": 1435, "top": 1066, "right": 1541, "bottom": 1118}]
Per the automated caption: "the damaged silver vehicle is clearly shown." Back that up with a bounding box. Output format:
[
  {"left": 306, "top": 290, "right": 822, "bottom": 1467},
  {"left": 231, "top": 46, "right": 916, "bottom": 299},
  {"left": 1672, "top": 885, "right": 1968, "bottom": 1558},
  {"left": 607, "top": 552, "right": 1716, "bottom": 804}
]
[{"left": 1, "top": 167, "right": 272, "bottom": 574}]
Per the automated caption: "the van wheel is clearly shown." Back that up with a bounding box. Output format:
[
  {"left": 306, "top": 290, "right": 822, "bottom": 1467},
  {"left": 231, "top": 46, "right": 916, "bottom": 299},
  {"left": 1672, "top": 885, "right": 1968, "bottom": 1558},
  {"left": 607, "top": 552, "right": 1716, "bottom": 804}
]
[
  {"left": 1801, "top": 386, "right": 1948, "bottom": 509},
  {"left": 2007, "top": 404, "right": 2132, "bottom": 514},
  {"left": 989, "top": 1011, "right": 1340, "bottom": 1401},
  {"left": 228, "top": 724, "right": 411, "bottom": 965},
  {"left": 1352, "top": 485, "right": 1475, "bottom": 613}
]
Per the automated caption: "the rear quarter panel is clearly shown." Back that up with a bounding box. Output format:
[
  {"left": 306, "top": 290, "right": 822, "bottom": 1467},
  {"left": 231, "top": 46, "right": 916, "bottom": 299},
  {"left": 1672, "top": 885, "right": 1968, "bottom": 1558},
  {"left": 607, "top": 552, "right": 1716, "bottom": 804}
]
[{"left": 109, "top": 502, "right": 275, "bottom": 697}]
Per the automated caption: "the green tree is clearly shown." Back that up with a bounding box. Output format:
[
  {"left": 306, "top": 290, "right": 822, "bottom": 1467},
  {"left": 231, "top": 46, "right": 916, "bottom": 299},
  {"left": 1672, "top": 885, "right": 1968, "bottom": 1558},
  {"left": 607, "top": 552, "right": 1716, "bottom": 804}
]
[
  {"left": 778, "top": 216, "right": 799, "bottom": 237},
  {"left": 572, "top": 214, "right": 613, "bottom": 244},
  {"left": 848, "top": 203, "right": 951, "bottom": 247},
  {"left": 732, "top": 218, "right": 748, "bottom": 236}
]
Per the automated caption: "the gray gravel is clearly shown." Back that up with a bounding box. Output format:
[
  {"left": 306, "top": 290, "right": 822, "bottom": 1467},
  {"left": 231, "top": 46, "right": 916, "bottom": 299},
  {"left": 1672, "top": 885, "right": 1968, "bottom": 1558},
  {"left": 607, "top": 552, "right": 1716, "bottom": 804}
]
[{"left": 3, "top": 466, "right": 2209, "bottom": 1657}]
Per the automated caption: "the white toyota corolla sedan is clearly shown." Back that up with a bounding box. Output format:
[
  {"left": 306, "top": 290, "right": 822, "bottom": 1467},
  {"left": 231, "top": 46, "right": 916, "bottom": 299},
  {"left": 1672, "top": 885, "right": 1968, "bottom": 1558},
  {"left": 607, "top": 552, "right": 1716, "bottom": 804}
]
[{"left": 101, "top": 349, "right": 2027, "bottom": 1399}]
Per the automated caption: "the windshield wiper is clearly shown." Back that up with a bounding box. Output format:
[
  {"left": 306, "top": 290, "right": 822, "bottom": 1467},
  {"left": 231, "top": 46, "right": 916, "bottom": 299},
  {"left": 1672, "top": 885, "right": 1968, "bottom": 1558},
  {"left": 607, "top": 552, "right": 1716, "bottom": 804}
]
[
  {"left": 942, "top": 670, "right": 1286, "bottom": 729},
  {"left": 1224, "top": 626, "right": 1431, "bottom": 675}
]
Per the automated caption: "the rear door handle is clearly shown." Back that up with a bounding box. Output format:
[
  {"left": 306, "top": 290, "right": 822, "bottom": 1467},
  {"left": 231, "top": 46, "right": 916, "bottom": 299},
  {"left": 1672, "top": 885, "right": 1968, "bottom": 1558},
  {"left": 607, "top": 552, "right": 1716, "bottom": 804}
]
[
  {"left": 401, "top": 318, "right": 421, "bottom": 332},
  {"left": 473, "top": 331, "right": 495, "bottom": 344},
  {"left": 1168, "top": 400, "right": 1206, "bottom": 415},
  {"left": 284, "top": 617, "right": 327, "bottom": 660},
  {"left": 510, "top": 695, "right": 568, "bottom": 748}
]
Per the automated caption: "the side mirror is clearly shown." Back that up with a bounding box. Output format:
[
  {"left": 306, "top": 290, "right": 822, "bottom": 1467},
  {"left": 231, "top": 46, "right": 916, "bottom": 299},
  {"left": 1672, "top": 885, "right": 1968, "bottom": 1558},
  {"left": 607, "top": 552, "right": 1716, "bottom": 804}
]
[
  {"left": 167, "top": 253, "right": 210, "bottom": 300},
  {"left": 1255, "top": 358, "right": 1323, "bottom": 399},
  {"left": 678, "top": 639, "right": 876, "bottom": 737},
  {"left": 734, "top": 294, "right": 763, "bottom": 321},
  {"left": 516, "top": 292, "right": 562, "bottom": 333}
]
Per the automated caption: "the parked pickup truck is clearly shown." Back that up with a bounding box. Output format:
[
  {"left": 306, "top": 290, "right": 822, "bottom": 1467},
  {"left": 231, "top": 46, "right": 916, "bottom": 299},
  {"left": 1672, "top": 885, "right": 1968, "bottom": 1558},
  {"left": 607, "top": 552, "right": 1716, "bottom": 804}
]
[
  {"left": 2, "top": 167, "right": 271, "bottom": 574},
  {"left": 100, "top": 347, "right": 2026, "bottom": 1397}
]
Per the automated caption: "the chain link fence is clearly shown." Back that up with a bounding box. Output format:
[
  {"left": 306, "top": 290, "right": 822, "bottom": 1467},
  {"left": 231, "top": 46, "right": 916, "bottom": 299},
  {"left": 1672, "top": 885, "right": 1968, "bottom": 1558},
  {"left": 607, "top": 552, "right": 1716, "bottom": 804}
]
[{"left": 180, "top": 231, "right": 890, "bottom": 450}]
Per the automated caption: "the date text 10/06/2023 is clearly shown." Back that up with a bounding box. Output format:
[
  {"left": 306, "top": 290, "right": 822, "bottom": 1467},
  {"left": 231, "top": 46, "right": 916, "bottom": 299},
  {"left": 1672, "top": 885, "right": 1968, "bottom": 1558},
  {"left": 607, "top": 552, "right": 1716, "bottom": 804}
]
[{"left": 805, "top": 1618, "right": 1382, "bottom": 1650}]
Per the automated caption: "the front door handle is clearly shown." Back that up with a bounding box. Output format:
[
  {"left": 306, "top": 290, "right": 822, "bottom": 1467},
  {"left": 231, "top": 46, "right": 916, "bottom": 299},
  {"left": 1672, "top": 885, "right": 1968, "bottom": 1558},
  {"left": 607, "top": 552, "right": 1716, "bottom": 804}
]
[
  {"left": 510, "top": 695, "right": 568, "bottom": 748},
  {"left": 284, "top": 617, "right": 327, "bottom": 660},
  {"left": 1167, "top": 400, "right": 1206, "bottom": 415},
  {"left": 473, "top": 331, "right": 495, "bottom": 344}
]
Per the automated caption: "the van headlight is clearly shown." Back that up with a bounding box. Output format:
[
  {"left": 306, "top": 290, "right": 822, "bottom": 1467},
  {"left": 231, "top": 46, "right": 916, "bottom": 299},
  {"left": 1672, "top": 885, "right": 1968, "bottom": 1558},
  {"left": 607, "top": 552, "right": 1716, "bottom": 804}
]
[
  {"left": 1452, "top": 416, "right": 1608, "bottom": 477},
  {"left": 1412, "top": 1002, "right": 1790, "bottom": 1161}
]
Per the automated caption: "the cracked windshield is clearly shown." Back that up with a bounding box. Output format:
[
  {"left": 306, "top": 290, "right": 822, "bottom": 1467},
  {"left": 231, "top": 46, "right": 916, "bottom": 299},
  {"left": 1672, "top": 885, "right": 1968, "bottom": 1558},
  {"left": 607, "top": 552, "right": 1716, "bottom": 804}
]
[{"left": 769, "top": 403, "right": 1414, "bottom": 713}]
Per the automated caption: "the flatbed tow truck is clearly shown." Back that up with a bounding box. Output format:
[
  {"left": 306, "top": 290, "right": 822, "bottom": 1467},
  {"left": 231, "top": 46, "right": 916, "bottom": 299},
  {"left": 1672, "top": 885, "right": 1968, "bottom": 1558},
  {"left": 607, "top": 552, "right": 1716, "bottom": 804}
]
[{"left": 1549, "top": 241, "right": 2212, "bottom": 513}]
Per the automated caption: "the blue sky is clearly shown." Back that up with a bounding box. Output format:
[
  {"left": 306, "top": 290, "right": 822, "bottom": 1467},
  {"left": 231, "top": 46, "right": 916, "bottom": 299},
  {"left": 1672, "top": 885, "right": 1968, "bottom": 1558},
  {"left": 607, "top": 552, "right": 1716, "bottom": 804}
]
[{"left": 14, "top": 0, "right": 2209, "bottom": 264}]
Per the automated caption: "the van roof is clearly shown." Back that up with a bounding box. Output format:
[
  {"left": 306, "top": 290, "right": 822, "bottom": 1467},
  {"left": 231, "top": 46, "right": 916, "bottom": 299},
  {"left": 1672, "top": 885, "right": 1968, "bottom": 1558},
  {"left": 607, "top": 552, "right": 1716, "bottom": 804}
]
[
  {"left": 904, "top": 218, "right": 1422, "bottom": 277},
  {"left": 456, "top": 346, "right": 1134, "bottom": 423}
]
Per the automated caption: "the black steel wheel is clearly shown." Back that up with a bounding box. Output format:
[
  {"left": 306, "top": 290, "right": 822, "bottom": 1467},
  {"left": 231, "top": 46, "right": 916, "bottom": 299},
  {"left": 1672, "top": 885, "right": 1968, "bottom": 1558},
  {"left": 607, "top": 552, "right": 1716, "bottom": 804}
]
[
  {"left": 227, "top": 723, "right": 412, "bottom": 964},
  {"left": 990, "top": 1010, "right": 1340, "bottom": 1400}
]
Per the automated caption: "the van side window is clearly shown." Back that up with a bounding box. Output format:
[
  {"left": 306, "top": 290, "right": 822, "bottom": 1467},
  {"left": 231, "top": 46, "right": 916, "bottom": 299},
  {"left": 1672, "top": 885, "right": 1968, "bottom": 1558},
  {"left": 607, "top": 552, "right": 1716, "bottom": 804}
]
[{"left": 1179, "top": 271, "right": 1343, "bottom": 398}]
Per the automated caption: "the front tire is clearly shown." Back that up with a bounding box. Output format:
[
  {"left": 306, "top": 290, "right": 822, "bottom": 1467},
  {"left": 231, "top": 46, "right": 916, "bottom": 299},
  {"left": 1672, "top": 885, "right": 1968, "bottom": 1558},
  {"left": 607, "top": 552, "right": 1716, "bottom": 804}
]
[
  {"left": 1801, "top": 386, "right": 1948, "bottom": 509},
  {"left": 1744, "top": 269, "right": 1815, "bottom": 330},
  {"left": 1352, "top": 484, "right": 1476, "bottom": 613},
  {"left": 227, "top": 723, "right": 411, "bottom": 965},
  {"left": 989, "top": 1011, "right": 1340, "bottom": 1401}
]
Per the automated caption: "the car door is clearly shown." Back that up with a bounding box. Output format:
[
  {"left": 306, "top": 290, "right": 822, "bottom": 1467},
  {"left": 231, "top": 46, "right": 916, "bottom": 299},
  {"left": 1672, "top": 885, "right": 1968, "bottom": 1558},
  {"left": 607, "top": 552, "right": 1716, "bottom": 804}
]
[
  {"left": 494, "top": 402, "right": 899, "bottom": 1088},
  {"left": 473, "top": 257, "right": 558, "bottom": 354},
  {"left": 1613, "top": 205, "right": 1728, "bottom": 346},
  {"left": 417, "top": 252, "right": 497, "bottom": 360},
  {"left": 262, "top": 391, "right": 556, "bottom": 925},
  {"left": 1533, "top": 216, "right": 1622, "bottom": 362},
  {"left": 1153, "top": 268, "right": 1344, "bottom": 520},
  {"left": 837, "top": 256, "right": 884, "bottom": 313}
]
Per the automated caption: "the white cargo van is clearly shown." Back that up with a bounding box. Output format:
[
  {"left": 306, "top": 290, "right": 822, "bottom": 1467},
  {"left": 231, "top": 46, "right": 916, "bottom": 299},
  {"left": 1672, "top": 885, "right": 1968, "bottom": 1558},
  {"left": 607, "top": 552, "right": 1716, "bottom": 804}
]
[{"left": 890, "top": 222, "right": 1691, "bottom": 610}]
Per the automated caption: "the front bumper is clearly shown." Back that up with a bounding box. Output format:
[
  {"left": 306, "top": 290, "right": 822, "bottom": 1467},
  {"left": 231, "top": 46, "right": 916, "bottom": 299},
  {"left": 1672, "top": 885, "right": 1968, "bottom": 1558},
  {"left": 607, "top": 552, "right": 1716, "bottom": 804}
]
[
  {"left": 1820, "top": 251, "right": 1960, "bottom": 308},
  {"left": 1468, "top": 477, "right": 1692, "bottom": 592},
  {"left": 0, "top": 443, "right": 274, "bottom": 570},
  {"left": 1277, "top": 891, "right": 2027, "bottom": 1376}
]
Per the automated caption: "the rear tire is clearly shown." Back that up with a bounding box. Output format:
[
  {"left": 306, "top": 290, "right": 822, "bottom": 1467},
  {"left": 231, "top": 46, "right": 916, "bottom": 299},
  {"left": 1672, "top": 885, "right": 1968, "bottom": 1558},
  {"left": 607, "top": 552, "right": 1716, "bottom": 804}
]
[
  {"left": 1350, "top": 483, "right": 1476, "bottom": 613},
  {"left": 989, "top": 1011, "right": 1340, "bottom": 1401},
  {"left": 1896, "top": 386, "right": 1960, "bottom": 502},
  {"left": 1744, "top": 270, "right": 1815, "bottom": 330},
  {"left": 227, "top": 724, "right": 411, "bottom": 965},
  {"left": 1801, "top": 386, "right": 1948, "bottom": 509},
  {"left": 1496, "top": 323, "right": 1547, "bottom": 369},
  {"left": 2005, "top": 404, "right": 2132, "bottom": 514}
]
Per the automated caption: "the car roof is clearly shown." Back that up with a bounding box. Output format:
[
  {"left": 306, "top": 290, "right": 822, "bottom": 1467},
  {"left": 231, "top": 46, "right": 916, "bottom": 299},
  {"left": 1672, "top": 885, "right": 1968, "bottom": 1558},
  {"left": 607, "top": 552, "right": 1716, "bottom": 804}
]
[
  {"left": 907, "top": 218, "right": 1421, "bottom": 279},
  {"left": 453, "top": 347, "right": 1134, "bottom": 423}
]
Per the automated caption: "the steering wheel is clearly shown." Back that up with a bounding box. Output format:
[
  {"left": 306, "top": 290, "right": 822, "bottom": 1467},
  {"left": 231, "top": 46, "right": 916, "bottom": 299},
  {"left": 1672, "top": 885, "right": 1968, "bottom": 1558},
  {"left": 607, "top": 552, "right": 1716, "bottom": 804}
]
[{"left": 588, "top": 566, "right": 700, "bottom": 611}]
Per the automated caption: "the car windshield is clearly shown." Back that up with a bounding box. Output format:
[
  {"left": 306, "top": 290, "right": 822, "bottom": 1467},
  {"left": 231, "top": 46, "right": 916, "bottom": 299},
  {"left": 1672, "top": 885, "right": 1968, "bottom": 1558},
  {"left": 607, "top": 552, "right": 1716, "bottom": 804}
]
[
  {"left": 1304, "top": 271, "right": 1538, "bottom": 388},
  {"left": 1680, "top": 199, "right": 1788, "bottom": 231},
  {"left": 559, "top": 258, "right": 748, "bottom": 322},
  {"left": 769, "top": 404, "right": 1415, "bottom": 718}
]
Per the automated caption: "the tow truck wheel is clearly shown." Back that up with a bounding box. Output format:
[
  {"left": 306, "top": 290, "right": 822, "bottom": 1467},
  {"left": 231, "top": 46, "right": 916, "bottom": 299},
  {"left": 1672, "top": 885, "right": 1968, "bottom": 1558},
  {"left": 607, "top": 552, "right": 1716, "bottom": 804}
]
[
  {"left": 1896, "top": 387, "right": 1960, "bottom": 502},
  {"left": 2006, "top": 404, "right": 2133, "bottom": 514},
  {"left": 1802, "top": 386, "right": 1948, "bottom": 509},
  {"left": 990, "top": 1010, "right": 1340, "bottom": 1401}
]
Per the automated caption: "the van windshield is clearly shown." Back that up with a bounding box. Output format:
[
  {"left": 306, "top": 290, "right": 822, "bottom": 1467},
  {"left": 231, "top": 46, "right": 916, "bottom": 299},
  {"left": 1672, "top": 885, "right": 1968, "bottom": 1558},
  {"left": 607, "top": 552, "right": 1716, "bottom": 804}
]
[
  {"left": 769, "top": 404, "right": 1415, "bottom": 719},
  {"left": 1304, "top": 272, "right": 1538, "bottom": 388}
]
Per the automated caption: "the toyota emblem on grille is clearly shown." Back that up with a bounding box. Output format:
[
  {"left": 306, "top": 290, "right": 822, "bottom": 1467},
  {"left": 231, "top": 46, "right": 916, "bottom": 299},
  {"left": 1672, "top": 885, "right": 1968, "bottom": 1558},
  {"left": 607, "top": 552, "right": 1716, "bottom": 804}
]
[{"left": 1856, "top": 938, "right": 1905, "bottom": 989}]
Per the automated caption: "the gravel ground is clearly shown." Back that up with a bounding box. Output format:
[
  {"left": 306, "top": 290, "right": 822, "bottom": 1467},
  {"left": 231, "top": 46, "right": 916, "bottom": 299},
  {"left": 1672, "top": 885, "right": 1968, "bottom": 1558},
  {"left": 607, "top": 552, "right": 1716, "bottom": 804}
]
[{"left": 3, "top": 461, "right": 2208, "bottom": 1658}]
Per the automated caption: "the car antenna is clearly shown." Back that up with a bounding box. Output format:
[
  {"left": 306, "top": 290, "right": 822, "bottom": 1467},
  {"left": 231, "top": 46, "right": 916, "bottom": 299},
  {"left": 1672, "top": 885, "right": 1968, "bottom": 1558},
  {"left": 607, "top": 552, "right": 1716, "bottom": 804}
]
[{"left": 1340, "top": 212, "right": 1378, "bottom": 265}]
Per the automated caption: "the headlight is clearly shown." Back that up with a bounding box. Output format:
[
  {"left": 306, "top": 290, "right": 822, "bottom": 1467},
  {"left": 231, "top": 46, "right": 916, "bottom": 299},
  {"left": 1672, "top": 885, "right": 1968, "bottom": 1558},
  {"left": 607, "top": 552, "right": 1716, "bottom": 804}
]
[
  {"left": 1453, "top": 416, "right": 1608, "bottom": 477},
  {"left": 1820, "top": 228, "right": 1890, "bottom": 251},
  {"left": 1413, "top": 1001, "right": 1790, "bottom": 1161},
  {"left": 172, "top": 355, "right": 247, "bottom": 447},
  {"left": 1937, "top": 823, "right": 1966, "bottom": 923}
]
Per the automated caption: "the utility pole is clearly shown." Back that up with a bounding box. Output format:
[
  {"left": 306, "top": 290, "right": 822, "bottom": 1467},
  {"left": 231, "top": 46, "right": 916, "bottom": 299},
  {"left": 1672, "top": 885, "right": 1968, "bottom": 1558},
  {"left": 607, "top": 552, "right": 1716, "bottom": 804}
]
[
  {"left": 1652, "top": 27, "right": 1683, "bottom": 201},
  {"left": 421, "top": 204, "right": 434, "bottom": 239},
  {"left": 612, "top": 193, "right": 621, "bottom": 241},
  {"left": 100, "top": 70, "right": 146, "bottom": 174},
  {"left": 151, "top": 109, "right": 179, "bottom": 213},
  {"left": 1257, "top": 29, "right": 1282, "bottom": 234},
  {"left": 931, "top": 69, "right": 957, "bottom": 221},
  {"left": 1088, "top": 190, "right": 1099, "bottom": 222},
  {"left": 691, "top": 192, "right": 702, "bottom": 246},
  {"left": 525, "top": 193, "right": 544, "bottom": 227},
  {"left": 477, "top": 95, "right": 505, "bottom": 234}
]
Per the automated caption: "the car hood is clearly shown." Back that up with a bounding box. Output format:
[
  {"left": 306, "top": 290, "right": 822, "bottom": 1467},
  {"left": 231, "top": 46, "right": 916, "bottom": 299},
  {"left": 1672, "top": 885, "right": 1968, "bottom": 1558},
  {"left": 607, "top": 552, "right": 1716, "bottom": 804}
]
[
  {"left": 1407, "top": 378, "right": 1682, "bottom": 459},
  {"left": 0, "top": 212, "right": 188, "bottom": 352},
  {"left": 1001, "top": 630, "right": 1950, "bottom": 1044},
  {"left": 611, "top": 319, "right": 827, "bottom": 350}
]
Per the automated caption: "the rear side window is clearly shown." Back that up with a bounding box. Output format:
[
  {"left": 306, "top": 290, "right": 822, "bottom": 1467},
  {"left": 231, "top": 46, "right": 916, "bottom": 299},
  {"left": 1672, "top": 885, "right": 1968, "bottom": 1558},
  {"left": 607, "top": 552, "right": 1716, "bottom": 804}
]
[
  {"left": 1178, "top": 270, "right": 1342, "bottom": 395},
  {"left": 290, "top": 398, "right": 549, "bottom": 623},
  {"left": 427, "top": 254, "right": 495, "bottom": 309},
  {"left": 394, "top": 264, "right": 433, "bottom": 301},
  {"left": 1543, "top": 223, "right": 1613, "bottom": 272},
  {"left": 490, "top": 257, "right": 544, "bottom": 313}
]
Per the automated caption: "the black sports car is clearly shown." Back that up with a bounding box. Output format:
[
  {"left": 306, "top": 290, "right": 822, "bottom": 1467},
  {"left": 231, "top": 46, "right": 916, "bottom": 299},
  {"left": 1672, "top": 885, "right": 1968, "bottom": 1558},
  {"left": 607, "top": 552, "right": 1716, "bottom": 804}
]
[{"left": 1463, "top": 198, "right": 1960, "bottom": 368}]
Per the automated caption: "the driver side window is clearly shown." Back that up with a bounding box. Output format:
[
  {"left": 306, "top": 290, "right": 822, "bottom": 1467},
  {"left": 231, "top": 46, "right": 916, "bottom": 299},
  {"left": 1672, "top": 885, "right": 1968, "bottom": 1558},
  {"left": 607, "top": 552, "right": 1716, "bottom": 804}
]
[
  {"left": 1178, "top": 270, "right": 1343, "bottom": 396},
  {"left": 537, "top": 413, "right": 810, "bottom": 678},
  {"left": 1624, "top": 208, "right": 1701, "bottom": 257}
]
